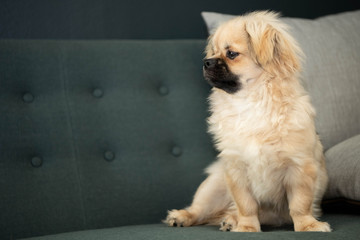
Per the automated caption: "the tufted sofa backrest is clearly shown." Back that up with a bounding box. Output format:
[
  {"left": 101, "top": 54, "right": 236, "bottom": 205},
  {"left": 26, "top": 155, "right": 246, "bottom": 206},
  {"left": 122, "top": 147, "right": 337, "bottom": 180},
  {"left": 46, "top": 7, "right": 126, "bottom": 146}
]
[{"left": 0, "top": 40, "right": 216, "bottom": 239}]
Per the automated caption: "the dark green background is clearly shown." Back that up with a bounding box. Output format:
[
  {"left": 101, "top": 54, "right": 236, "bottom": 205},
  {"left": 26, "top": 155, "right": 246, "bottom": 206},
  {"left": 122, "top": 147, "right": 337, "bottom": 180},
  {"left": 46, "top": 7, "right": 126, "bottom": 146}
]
[{"left": 0, "top": 0, "right": 359, "bottom": 39}]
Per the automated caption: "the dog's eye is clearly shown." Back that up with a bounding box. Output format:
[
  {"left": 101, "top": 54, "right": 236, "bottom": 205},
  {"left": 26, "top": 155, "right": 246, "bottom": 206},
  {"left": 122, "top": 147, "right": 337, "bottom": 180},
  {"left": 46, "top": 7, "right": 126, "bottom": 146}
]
[{"left": 226, "top": 50, "right": 240, "bottom": 60}]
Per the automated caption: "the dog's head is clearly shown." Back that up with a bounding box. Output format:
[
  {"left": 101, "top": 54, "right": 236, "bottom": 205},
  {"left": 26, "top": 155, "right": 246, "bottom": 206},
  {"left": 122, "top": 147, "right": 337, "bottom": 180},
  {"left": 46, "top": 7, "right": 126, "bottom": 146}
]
[{"left": 203, "top": 11, "right": 303, "bottom": 94}]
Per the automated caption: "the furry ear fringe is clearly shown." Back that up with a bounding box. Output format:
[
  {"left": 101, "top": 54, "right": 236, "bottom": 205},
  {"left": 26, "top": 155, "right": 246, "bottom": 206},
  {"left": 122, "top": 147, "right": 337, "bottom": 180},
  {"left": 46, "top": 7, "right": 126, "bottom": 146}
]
[{"left": 244, "top": 11, "right": 303, "bottom": 77}]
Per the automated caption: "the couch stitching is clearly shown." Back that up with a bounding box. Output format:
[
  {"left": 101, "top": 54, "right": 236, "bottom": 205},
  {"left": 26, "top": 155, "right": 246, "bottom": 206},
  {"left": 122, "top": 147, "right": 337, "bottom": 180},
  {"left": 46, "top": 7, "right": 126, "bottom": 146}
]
[{"left": 60, "top": 43, "right": 87, "bottom": 229}]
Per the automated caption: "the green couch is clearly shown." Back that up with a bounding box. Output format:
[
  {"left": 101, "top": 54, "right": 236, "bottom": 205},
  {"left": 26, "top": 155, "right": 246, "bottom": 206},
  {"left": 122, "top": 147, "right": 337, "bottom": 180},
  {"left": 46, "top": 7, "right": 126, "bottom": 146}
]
[{"left": 1, "top": 10, "right": 360, "bottom": 240}]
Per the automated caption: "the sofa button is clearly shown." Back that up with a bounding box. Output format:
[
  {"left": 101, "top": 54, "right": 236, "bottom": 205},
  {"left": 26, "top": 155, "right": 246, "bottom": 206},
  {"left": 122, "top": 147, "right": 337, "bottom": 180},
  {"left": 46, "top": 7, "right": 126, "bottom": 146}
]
[
  {"left": 104, "top": 150, "right": 115, "bottom": 161},
  {"left": 93, "top": 88, "right": 104, "bottom": 98},
  {"left": 158, "top": 85, "right": 169, "bottom": 96},
  {"left": 23, "top": 92, "right": 34, "bottom": 103},
  {"left": 31, "top": 156, "right": 43, "bottom": 167},
  {"left": 171, "top": 146, "right": 182, "bottom": 157}
]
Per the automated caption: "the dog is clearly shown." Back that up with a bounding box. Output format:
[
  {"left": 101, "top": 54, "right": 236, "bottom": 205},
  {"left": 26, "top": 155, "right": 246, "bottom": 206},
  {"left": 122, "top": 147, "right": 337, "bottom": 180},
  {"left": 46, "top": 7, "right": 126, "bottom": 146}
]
[{"left": 164, "top": 11, "right": 331, "bottom": 232}]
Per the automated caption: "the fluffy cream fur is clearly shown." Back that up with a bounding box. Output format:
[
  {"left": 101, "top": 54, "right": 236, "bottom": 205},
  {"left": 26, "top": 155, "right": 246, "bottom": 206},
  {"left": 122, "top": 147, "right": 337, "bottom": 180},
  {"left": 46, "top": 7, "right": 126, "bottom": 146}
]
[{"left": 164, "top": 11, "right": 331, "bottom": 232}]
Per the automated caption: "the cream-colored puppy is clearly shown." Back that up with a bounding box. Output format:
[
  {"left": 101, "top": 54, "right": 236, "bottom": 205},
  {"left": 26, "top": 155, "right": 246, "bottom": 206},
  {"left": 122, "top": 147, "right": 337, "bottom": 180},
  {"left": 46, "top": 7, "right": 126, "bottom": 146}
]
[{"left": 164, "top": 11, "right": 331, "bottom": 232}]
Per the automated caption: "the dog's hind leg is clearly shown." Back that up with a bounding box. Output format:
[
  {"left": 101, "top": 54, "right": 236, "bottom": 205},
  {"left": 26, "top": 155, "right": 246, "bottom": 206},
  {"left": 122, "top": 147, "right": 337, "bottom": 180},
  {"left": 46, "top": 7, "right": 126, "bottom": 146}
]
[{"left": 164, "top": 163, "right": 231, "bottom": 227}]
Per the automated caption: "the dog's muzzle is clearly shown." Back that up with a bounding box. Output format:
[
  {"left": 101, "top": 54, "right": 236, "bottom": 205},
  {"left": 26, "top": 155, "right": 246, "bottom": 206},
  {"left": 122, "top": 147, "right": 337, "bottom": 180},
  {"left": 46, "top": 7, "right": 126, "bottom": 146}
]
[{"left": 203, "top": 58, "right": 241, "bottom": 94}]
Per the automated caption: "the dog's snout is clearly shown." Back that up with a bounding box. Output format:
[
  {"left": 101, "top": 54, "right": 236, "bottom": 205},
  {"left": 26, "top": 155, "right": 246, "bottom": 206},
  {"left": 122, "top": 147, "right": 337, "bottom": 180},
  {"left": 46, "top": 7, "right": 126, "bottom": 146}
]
[{"left": 204, "top": 58, "right": 218, "bottom": 69}]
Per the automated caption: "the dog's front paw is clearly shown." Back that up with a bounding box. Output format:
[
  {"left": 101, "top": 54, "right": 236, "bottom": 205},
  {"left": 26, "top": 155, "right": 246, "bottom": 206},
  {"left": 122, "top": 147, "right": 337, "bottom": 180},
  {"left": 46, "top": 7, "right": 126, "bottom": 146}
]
[
  {"left": 220, "top": 215, "right": 237, "bottom": 232},
  {"left": 221, "top": 215, "right": 261, "bottom": 232},
  {"left": 163, "top": 209, "right": 194, "bottom": 227},
  {"left": 231, "top": 225, "right": 261, "bottom": 232},
  {"left": 297, "top": 220, "right": 331, "bottom": 232}
]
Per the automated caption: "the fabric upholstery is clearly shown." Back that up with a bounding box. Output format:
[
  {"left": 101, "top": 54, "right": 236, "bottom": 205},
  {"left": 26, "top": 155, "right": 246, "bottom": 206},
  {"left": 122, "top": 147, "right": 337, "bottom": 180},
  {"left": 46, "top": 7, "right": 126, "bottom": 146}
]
[
  {"left": 0, "top": 40, "right": 216, "bottom": 239},
  {"left": 22, "top": 212, "right": 360, "bottom": 240},
  {"left": 325, "top": 135, "right": 360, "bottom": 200}
]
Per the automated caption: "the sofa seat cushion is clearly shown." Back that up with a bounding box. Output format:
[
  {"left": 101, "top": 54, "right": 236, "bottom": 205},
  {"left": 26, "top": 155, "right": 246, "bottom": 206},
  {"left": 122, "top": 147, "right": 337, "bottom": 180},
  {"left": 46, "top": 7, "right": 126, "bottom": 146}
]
[
  {"left": 325, "top": 134, "right": 360, "bottom": 201},
  {"left": 23, "top": 211, "right": 360, "bottom": 240}
]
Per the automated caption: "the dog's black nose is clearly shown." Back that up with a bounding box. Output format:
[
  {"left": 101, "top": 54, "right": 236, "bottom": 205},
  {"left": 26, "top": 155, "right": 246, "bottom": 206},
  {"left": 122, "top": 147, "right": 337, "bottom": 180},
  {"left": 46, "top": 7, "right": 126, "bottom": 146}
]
[{"left": 203, "top": 58, "right": 218, "bottom": 69}]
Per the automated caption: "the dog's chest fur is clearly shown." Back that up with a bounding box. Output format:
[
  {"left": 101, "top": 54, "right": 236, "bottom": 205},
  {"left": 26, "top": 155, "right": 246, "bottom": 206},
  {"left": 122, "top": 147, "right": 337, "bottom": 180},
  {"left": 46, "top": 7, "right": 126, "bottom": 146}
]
[{"left": 207, "top": 87, "right": 313, "bottom": 203}]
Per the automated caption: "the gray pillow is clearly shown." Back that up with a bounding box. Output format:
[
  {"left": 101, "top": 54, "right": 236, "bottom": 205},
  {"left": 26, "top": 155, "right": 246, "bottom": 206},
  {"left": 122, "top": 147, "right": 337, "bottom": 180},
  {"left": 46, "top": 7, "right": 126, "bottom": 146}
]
[
  {"left": 201, "top": 11, "right": 360, "bottom": 202},
  {"left": 201, "top": 12, "right": 235, "bottom": 34},
  {"left": 325, "top": 135, "right": 360, "bottom": 201}
]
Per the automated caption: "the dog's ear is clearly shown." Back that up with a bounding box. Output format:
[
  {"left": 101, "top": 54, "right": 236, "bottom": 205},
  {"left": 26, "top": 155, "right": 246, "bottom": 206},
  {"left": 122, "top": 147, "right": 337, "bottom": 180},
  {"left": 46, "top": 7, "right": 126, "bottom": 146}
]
[{"left": 245, "top": 12, "right": 302, "bottom": 76}]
